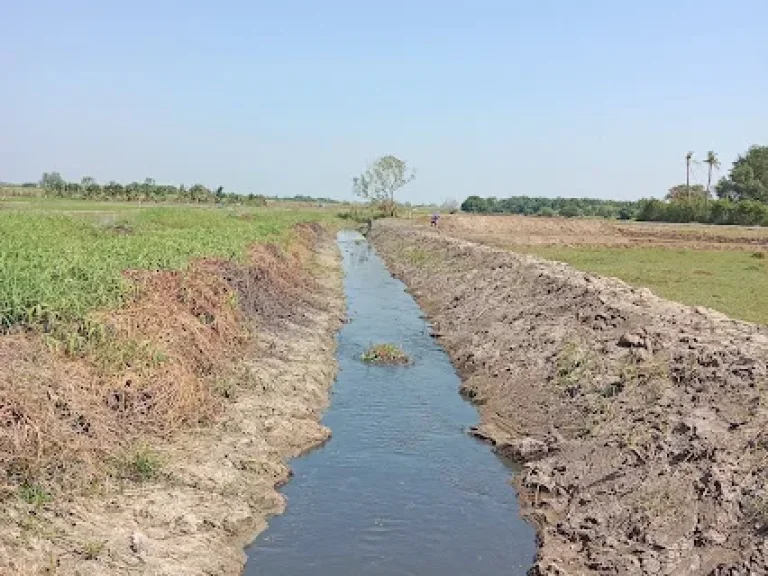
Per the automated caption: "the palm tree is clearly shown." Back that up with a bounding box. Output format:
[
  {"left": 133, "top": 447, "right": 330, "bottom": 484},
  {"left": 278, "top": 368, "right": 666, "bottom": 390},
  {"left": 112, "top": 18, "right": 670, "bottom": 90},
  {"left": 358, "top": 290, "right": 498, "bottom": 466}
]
[
  {"left": 704, "top": 150, "right": 721, "bottom": 197},
  {"left": 686, "top": 151, "right": 694, "bottom": 198}
]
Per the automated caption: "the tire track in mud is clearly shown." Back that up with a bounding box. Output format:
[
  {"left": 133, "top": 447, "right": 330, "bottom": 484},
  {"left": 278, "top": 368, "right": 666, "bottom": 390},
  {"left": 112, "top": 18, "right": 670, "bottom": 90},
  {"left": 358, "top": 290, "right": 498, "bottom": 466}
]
[{"left": 370, "top": 220, "right": 768, "bottom": 576}]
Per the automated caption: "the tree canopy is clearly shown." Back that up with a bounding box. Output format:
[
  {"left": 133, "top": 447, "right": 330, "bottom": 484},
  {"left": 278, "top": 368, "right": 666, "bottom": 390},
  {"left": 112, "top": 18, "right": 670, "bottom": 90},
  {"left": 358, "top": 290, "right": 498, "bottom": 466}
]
[
  {"left": 460, "top": 195, "right": 639, "bottom": 219},
  {"left": 666, "top": 184, "right": 707, "bottom": 202},
  {"left": 353, "top": 155, "right": 415, "bottom": 216},
  {"left": 716, "top": 145, "right": 768, "bottom": 202},
  {"left": 32, "top": 174, "right": 267, "bottom": 205}
]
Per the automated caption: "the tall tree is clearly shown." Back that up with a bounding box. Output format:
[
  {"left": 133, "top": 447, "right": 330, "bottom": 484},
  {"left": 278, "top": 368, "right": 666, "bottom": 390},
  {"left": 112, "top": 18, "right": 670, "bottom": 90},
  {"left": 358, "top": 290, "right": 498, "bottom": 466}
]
[
  {"left": 40, "top": 172, "right": 65, "bottom": 193},
  {"left": 353, "top": 155, "right": 415, "bottom": 216},
  {"left": 716, "top": 145, "right": 768, "bottom": 203},
  {"left": 704, "top": 151, "right": 720, "bottom": 197}
]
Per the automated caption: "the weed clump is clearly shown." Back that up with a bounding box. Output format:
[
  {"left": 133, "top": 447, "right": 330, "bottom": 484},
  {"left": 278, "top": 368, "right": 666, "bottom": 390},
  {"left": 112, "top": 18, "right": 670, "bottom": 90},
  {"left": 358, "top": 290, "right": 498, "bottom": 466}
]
[
  {"left": 19, "top": 482, "right": 52, "bottom": 508},
  {"left": 117, "top": 445, "right": 162, "bottom": 482},
  {"left": 361, "top": 343, "right": 410, "bottom": 365},
  {"left": 555, "top": 340, "right": 591, "bottom": 396},
  {"left": 81, "top": 540, "right": 107, "bottom": 560},
  {"left": 0, "top": 221, "right": 325, "bottom": 499}
]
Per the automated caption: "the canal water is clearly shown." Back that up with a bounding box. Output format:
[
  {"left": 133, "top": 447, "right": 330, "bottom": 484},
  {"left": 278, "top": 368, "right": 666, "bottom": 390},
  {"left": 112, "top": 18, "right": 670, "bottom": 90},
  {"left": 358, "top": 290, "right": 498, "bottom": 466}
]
[{"left": 244, "top": 230, "right": 535, "bottom": 575}]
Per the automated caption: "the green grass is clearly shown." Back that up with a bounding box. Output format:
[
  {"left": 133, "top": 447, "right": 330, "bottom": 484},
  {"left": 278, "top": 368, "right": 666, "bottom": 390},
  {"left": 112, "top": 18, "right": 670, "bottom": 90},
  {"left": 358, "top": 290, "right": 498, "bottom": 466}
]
[
  {"left": 19, "top": 482, "right": 52, "bottom": 507},
  {"left": 116, "top": 445, "right": 163, "bottom": 482},
  {"left": 524, "top": 246, "right": 768, "bottom": 325},
  {"left": 0, "top": 202, "right": 335, "bottom": 330},
  {"left": 361, "top": 343, "right": 410, "bottom": 365}
]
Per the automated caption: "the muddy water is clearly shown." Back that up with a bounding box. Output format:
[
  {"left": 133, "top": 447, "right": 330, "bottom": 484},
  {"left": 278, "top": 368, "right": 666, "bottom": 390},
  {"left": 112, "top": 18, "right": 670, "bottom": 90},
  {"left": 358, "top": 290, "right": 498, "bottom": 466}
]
[{"left": 243, "top": 231, "right": 535, "bottom": 575}]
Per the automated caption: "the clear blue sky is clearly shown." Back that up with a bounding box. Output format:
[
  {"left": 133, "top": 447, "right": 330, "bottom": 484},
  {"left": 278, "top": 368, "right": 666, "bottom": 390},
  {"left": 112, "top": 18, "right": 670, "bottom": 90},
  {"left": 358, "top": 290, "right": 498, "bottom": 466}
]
[{"left": 2, "top": 0, "right": 766, "bottom": 202}]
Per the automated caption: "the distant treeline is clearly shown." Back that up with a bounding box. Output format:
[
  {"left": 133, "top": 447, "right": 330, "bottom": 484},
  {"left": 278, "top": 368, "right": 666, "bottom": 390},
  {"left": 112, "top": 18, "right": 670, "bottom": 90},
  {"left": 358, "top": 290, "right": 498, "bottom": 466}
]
[
  {"left": 27, "top": 173, "right": 270, "bottom": 205},
  {"left": 0, "top": 174, "right": 339, "bottom": 206},
  {"left": 461, "top": 145, "right": 768, "bottom": 226},
  {"left": 273, "top": 194, "right": 340, "bottom": 204},
  {"left": 461, "top": 195, "right": 639, "bottom": 219},
  {"left": 636, "top": 198, "right": 768, "bottom": 226},
  {"left": 460, "top": 195, "right": 768, "bottom": 226}
]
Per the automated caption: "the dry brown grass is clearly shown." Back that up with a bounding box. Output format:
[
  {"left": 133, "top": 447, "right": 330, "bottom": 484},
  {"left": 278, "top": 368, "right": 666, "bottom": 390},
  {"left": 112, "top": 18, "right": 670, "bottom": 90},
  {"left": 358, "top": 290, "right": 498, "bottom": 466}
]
[{"left": 0, "top": 223, "right": 325, "bottom": 496}]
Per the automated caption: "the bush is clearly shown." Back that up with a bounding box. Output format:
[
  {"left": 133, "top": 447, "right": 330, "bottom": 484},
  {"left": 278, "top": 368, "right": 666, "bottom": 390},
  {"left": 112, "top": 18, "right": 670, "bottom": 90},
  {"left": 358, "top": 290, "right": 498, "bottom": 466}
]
[
  {"left": 636, "top": 198, "right": 768, "bottom": 226},
  {"left": 617, "top": 207, "right": 635, "bottom": 220},
  {"left": 734, "top": 200, "right": 768, "bottom": 226},
  {"left": 459, "top": 195, "right": 639, "bottom": 218},
  {"left": 559, "top": 205, "right": 582, "bottom": 218}
]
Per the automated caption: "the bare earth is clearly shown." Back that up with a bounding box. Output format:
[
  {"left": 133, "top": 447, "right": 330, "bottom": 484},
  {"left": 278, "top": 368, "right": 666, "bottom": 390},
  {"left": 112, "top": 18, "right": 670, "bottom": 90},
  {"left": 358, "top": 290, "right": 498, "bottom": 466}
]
[
  {"left": 435, "top": 214, "right": 768, "bottom": 251},
  {"left": 371, "top": 219, "right": 768, "bottom": 575},
  {"left": 1, "top": 231, "right": 344, "bottom": 575}
]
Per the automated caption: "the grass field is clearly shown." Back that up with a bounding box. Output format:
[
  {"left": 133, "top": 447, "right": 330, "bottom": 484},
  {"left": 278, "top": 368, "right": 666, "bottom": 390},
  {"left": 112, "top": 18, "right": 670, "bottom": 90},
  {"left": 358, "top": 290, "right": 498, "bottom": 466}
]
[
  {"left": 523, "top": 246, "right": 768, "bottom": 325},
  {"left": 434, "top": 214, "right": 768, "bottom": 325},
  {"left": 0, "top": 199, "right": 336, "bottom": 330}
]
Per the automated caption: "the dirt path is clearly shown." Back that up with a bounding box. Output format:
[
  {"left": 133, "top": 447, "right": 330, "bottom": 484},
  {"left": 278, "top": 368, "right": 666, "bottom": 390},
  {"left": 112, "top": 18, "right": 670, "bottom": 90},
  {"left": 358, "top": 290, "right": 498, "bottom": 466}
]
[
  {"left": 1, "top": 231, "right": 344, "bottom": 575},
  {"left": 370, "top": 220, "right": 768, "bottom": 575}
]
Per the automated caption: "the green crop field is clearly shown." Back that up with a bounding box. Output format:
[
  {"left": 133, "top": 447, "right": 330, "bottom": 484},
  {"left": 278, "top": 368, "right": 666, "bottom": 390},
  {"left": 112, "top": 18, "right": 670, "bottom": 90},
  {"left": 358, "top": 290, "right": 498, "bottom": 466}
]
[
  {"left": 523, "top": 246, "right": 768, "bottom": 325},
  {"left": 0, "top": 200, "right": 336, "bottom": 330}
]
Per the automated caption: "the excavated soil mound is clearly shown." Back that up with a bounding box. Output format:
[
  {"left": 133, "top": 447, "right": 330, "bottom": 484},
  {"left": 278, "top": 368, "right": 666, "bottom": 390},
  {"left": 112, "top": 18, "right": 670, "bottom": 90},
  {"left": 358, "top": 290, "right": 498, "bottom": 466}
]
[{"left": 371, "top": 220, "right": 768, "bottom": 575}]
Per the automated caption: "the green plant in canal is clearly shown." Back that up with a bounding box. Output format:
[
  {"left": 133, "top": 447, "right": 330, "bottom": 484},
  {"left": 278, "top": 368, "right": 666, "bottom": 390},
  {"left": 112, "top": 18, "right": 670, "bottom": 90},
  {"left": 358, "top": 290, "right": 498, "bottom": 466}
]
[{"left": 361, "top": 343, "right": 410, "bottom": 365}]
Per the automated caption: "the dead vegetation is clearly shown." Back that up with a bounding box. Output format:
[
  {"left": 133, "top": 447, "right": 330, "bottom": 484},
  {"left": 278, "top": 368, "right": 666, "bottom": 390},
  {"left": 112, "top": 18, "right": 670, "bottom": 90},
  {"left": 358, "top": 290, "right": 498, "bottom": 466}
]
[
  {"left": 0, "top": 223, "right": 326, "bottom": 498},
  {"left": 0, "top": 222, "right": 344, "bottom": 575}
]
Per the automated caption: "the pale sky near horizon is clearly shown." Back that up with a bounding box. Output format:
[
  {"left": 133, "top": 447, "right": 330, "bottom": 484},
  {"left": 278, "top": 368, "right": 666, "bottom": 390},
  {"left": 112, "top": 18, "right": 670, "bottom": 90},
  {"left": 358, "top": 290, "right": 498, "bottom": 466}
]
[{"left": 1, "top": 1, "right": 766, "bottom": 203}]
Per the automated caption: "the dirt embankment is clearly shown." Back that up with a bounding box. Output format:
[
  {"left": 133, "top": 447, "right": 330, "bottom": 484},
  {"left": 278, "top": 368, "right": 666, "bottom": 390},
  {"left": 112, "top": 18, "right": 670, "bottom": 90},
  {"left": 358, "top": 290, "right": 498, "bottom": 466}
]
[
  {"left": 0, "top": 224, "right": 344, "bottom": 575},
  {"left": 436, "top": 214, "right": 768, "bottom": 251},
  {"left": 370, "top": 220, "right": 768, "bottom": 575}
]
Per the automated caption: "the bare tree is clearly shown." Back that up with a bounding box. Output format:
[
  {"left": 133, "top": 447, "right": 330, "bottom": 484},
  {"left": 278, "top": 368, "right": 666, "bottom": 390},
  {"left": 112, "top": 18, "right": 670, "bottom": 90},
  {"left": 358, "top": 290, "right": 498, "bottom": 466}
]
[{"left": 441, "top": 198, "right": 459, "bottom": 214}]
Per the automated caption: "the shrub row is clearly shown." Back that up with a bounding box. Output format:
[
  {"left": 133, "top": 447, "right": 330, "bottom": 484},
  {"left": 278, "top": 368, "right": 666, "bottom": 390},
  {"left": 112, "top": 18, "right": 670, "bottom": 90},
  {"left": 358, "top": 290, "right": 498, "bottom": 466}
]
[{"left": 637, "top": 199, "right": 768, "bottom": 226}]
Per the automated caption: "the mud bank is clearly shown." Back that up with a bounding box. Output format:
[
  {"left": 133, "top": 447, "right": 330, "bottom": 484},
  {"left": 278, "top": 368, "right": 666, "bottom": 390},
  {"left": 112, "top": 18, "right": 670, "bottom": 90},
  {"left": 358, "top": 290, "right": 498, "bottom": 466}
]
[
  {"left": 370, "top": 220, "right": 768, "bottom": 575},
  {"left": 1, "top": 226, "right": 344, "bottom": 575}
]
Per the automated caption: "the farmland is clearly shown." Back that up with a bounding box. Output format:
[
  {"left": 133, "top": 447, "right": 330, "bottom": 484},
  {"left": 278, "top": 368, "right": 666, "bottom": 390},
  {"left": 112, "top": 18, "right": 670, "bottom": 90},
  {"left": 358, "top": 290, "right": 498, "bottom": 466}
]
[
  {"left": 0, "top": 197, "right": 345, "bottom": 574},
  {"left": 434, "top": 214, "right": 768, "bottom": 325},
  {"left": 0, "top": 198, "right": 336, "bottom": 330}
]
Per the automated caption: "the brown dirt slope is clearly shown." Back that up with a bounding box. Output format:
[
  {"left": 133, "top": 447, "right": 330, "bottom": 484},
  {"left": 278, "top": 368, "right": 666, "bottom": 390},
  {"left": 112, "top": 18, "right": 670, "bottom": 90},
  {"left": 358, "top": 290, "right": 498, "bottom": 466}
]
[
  {"left": 370, "top": 219, "right": 768, "bottom": 575},
  {"left": 0, "top": 224, "right": 344, "bottom": 575},
  {"left": 437, "top": 214, "right": 768, "bottom": 251}
]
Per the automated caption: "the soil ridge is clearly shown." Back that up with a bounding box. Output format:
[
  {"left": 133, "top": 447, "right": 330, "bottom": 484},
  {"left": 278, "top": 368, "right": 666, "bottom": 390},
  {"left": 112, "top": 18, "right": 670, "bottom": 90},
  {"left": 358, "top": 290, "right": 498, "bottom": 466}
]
[{"left": 371, "top": 219, "right": 768, "bottom": 575}]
